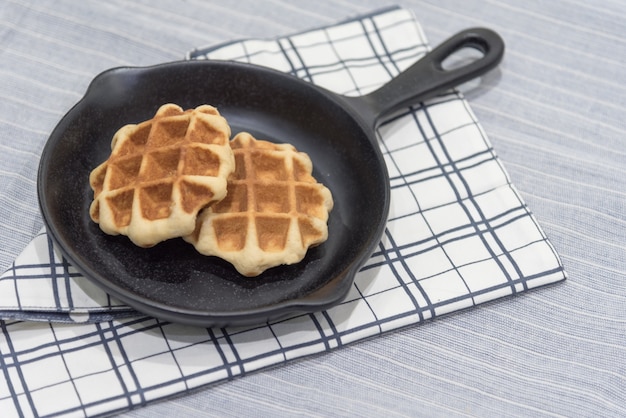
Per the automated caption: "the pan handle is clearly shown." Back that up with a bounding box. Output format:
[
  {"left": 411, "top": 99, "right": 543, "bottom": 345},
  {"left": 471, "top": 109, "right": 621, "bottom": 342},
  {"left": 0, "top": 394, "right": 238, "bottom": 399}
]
[{"left": 343, "top": 27, "right": 504, "bottom": 128}]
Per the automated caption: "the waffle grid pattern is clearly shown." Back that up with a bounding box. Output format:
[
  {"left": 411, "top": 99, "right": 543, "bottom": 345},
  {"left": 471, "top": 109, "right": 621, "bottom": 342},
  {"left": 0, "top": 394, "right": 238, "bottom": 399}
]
[
  {"left": 189, "top": 133, "right": 333, "bottom": 276},
  {"left": 89, "top": 104, "right": 234, "bottom": 247}
]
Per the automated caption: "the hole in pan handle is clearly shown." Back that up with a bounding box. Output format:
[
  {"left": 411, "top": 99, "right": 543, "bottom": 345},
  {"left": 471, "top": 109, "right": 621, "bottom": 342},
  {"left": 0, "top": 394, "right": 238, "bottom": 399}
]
[{"left": 343, "top": 27, "right": 505, "bottom": 128}]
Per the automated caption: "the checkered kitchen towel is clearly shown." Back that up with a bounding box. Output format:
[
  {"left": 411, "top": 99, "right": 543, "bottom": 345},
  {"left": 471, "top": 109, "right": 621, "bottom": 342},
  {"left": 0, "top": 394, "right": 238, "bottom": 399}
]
[{"left": 0, "top": 6, "right": 566, "bottom": 417}]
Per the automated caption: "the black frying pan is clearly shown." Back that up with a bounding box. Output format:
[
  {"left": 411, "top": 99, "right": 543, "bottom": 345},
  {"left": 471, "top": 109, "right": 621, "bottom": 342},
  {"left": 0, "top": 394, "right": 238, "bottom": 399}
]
[{"left": 38, "top": 28, "right": 504, "bottom": 327}]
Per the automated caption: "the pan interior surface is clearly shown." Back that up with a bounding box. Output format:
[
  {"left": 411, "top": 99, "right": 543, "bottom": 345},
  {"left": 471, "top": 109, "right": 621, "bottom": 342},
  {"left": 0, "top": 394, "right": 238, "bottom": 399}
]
[{"left": 38, "top": 61, "right": 389, "bottom": 324}]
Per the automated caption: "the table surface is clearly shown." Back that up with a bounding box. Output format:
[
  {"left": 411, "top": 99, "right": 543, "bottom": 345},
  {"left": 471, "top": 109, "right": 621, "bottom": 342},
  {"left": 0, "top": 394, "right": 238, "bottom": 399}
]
[{"left": 1, "top": 1, "right": 624, "bottom": 416}]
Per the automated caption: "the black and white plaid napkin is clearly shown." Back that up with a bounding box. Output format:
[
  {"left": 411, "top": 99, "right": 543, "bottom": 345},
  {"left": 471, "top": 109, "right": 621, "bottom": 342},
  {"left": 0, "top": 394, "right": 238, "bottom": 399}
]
[{"left": 0, "top": 7, "right": 566, "bottom": 417}]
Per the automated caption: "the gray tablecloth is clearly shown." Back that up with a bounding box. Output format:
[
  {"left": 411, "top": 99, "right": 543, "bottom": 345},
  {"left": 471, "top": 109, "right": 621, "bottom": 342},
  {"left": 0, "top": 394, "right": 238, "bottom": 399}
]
[{"left": 1, "top": 1, "right": 624, "bottom": 417}]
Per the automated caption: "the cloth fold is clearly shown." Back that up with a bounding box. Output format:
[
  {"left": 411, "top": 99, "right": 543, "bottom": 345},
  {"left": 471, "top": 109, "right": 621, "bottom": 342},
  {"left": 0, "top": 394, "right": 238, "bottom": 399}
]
[{"left": 0, "top": 6, "right": 566, "bottom": 417}]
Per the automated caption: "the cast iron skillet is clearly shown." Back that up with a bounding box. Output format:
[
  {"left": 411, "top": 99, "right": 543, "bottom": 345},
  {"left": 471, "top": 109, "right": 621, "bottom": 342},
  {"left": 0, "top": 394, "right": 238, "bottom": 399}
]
[{"left": 38, "top": 28, "right": 504, "bottom": 327}]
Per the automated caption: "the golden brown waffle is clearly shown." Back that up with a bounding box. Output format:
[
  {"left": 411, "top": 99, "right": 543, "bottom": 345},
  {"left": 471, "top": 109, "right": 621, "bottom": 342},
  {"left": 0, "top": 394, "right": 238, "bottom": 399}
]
[
  {"left": 185, "top": 132, "right": 334, "bottom": 276},
  {"left": 89, "top": 103, "right": 235, "bottom": 247}
]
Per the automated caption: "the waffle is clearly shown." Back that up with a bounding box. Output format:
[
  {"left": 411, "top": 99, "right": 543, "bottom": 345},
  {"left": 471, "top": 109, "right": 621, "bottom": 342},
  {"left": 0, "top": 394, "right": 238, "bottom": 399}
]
[
  {"left": 185, "top": 132, "right": 334, "bottom": 276},
  {"left": 89, "top": 103, "right": 235, "bottom": 247}
]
